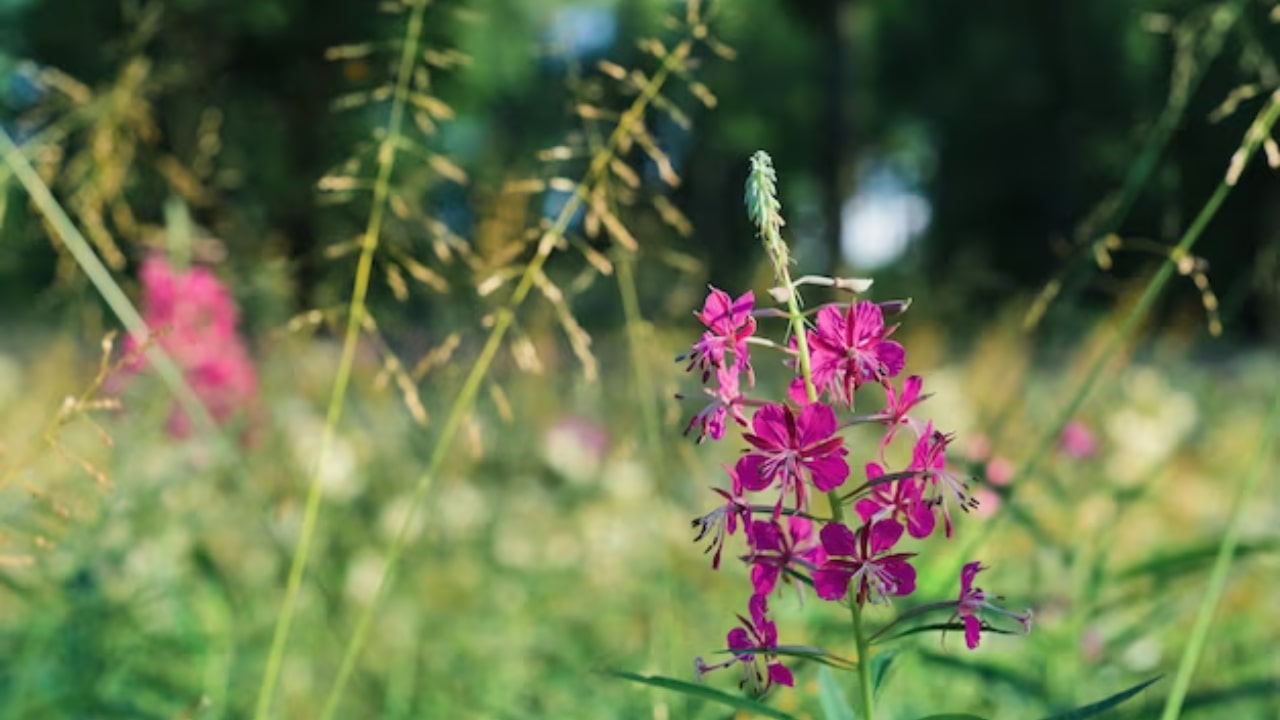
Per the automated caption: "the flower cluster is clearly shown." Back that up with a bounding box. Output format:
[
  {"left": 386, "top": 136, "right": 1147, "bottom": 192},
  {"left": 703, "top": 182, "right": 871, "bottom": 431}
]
[
  {"left": 120, "top": 254, "right": 258, "bottom": 439},
  {"left": 684, "top": 285, "right": 1031, "bottom": 692}
]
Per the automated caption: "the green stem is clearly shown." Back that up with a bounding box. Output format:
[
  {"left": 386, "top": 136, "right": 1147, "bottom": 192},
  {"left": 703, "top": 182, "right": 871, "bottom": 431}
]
[
  {"left": 852, "top": 602, "right": 875, "bottom": 720},
  {"left": 1159, "top": 391, "right": 1280, "bottom": 720},
  {"left": 765, "top": 201, "right": 870, "bottom": 716},
  {"left": 316, "top": 42, "right": 689, "bottom": 720},
  {"left": 252, "top": 2, "right": 429, "bottom": 717}
]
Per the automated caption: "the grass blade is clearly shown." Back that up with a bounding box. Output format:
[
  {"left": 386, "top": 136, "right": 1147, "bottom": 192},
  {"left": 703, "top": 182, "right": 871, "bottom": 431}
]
[
  {"left": 817, "top": 666, "right": 854, "bottom": 720},
  {"left": 1158, "top": 390, "right": 1280, "bottom": 720},
  {"left": 608, "top": 670, "right": 799, "bottom": 720},
  {"left": 1039, "top": 677, "right": 1161, "bottom": 720}
]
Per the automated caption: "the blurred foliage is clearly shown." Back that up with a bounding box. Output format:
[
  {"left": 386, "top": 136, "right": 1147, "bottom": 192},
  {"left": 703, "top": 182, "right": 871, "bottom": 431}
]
[{"left": 1, "top": 0, "right": 1278, "bottom": 344}]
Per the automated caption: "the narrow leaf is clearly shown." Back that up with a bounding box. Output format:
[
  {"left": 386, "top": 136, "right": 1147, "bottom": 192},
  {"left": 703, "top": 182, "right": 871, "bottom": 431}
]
[
  {"left": 870, "top": 649, "right": 899, "bottom": 697},
  {"left": 607, "top": 671, "right": 799, "bottom": 720},
  {"left": 1036, "top": 676, "right": 1161, "bottom": 720}
]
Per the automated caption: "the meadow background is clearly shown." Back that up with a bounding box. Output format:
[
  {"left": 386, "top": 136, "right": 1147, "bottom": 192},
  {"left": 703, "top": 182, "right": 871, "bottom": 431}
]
[{"left": 1, "top": 0, "right": 1279, "bottom": 718}]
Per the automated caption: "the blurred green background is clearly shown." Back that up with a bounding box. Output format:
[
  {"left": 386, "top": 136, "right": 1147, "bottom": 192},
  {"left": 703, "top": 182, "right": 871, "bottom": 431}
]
[{"left": 0, "top": 0, "right": 1278, "bottom": 718}]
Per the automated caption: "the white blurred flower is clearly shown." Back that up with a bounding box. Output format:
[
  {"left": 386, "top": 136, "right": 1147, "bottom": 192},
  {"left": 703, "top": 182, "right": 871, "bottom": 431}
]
[
  {"left": 601, "top": 457, "right": 652, "bottom": 503},
  {"left": 279, "top": 399, "right": 363, "bottom": 503},
  {"left": 541, "top": 416, "right": 608, "bottom": 485},
  {"left": 344, "top": 549, "right": 388, "bottom": 607},
  {"left": 1121, "top": 636, "right": 1162, "bottom": 673},
  {"left": 1104, "top": 367, "right": 1198, "bottom": 485}
]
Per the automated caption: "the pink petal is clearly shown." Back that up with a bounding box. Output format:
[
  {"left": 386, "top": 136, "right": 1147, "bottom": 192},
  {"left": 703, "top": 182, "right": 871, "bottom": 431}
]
[
  {"left": 964, "top": 615, "right": 982, "bottom": 650},
  {"left": 768, "top": 663, "right": 794, "bottom": 687},
  {"left": 806, "top": 454, "right": 850, "bottom": 492},
  {"left": 852, "top": 300, "right": 885, "bottom": 339},
  {"left": 751, "top": 564, "right": 780, "bottom": 597},
  {"left": 796, "top": 402, "right": 838, "bottom": 446},
  {"left": 788, "top": 376, "right": 813, "bottom": 406},
  {"left": 735, "top": 455, "right": 772, "bottom": 492},
  {"left": 868, "top": 519, "right": 904, "bottom": 555},
  {"left": 959, "top": 562, "right": 983, "bottom": 596},
  {"left": 727, "top": 627, "right": 752, "bottom": 652},
  {"left": 813, "top": 568, "right": 852, "bottom": 601},
  {"left": 749, "top": 404, "right": 790, "bottom": 448},
  {"left": 749, "top": 520, "right": 783, "bottom": 551},
  {"left": 819, "top": 522, "right": 857, "bottom": 556},
  {"left": 883, "top": 557, "right": 916, "bottom": 596},
  {"left": 748, "top": 594, "right": 769, "bottom": 627},
  {"left": 854, "top": 497, "right": 882, "bottom": 524},
  {"left": 876, "top": 341, "right": 906, "bottom": 378}
]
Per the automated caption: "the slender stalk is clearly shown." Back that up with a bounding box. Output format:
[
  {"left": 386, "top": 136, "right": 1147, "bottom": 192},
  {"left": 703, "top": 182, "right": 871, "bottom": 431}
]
[
  {"left": 925, "top": 89, "right": 1280, "bottom": 599},
  {"left": 851, "top": 601, "right": 875, "bottom": 720},
  {"left": 252, "top": 2, "right": 429, "bottom": 717},
  {"left": 316, "top": 42, "right": 690, "bottom": 719},
  {"left": 1159, "top": 391, "right": 1280, "bottom": 720}
]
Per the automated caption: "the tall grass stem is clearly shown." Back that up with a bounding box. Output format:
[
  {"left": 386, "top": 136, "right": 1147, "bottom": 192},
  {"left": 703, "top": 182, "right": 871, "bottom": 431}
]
[
  {"left": 316, "top": 43, "right": 690, "bottom": 719},
  {"left": 252, "top": 1, "right": 430, "bottom": 716},
  {"left": 1158, "top": 391, "right": 1280, "bottom": 720}
]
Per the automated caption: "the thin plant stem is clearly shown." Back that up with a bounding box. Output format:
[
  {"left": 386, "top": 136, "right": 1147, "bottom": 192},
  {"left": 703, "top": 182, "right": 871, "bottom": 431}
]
[
  {"left": 851, "top": 600, "right": 875, "bottom": 720},
  {"left": 924, "top": 88, "right": 1280, "bottom": 601},
  {"left": 317, "top": 41, "right": 691, "bottom": 720},
  {"left": 252, "top": 2, "right": 430, "bottom": 717},
  {"left": 0, "top": 126, "right": 222, "bottom": 443},
  {"left": 1159, "top": 391, "right": 1280, "bottom": 720}
]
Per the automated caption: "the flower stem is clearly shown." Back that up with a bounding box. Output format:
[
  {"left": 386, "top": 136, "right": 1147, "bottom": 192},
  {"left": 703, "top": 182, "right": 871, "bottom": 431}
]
[{"left": 852, "top": 602, "right": 875, "bottom": 720}]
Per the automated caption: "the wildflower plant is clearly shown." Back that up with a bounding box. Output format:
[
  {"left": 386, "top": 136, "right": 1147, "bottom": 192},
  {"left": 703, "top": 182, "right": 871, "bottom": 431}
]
[{"left": 640, "top": 152, "right": 1035, "bottom": 718}]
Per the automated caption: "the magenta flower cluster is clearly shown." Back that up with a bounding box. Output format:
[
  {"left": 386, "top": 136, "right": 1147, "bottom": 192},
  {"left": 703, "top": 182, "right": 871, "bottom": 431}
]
[
  {"left": 684, "top": 285, "right": 1030, "bottom": 694},
  {"left": 121, "top": 255, "right": 259, "bottom": 439}
]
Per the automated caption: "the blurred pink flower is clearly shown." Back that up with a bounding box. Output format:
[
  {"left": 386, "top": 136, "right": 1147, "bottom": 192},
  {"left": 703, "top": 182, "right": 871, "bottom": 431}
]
[
  {"left": 1059, "top": 420, "right": 1099, "bottom": 459},
  {"left": 985, "top": 456, "right": 1015, "bottom": 486},
  {"left": 121, "top": 255, "right": 258, "bottom": 440}
]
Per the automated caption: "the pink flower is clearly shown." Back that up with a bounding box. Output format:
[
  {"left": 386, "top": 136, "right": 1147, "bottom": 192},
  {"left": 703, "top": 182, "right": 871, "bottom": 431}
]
[
  {"left": 684, "top": 363, "right": 749, "bottom": 443},
  {"left": 853, "top": 462, "right": 935, "bottom": 539},
  {"left": 122, "top": 255, "right": 258, "bottom": 441},
  {"left": 1059, "top": 420, "right": 1099, "bottom": 460},
  {"left": 813, "top": 520, "right": 916, "bottom": 605},
  {"left": 692, "top": 465, "right": 752, "bottom": 570},
  {"left": 735, "top": 402, "right": 850, "bottom": 514},
  {"left": 695, "top": 594, "right": 793, "bottom": 692},
  {"left": 985, "top": 456, "right": 1015, "bottom": 486},
  {"left": 745, "top": 516, "right": 824, "bottom": 597},
  {"left": 910, "top": 423, "right": 976, "bottom": 538},
  {"left": 878, "top": 375, "right": 928, "bottom": 453},
  {"left": 684, "top": 285, "right": 756, "bottom": 383},
  {"left": 806, "top": 301, "right": 905, "bottom": 407},
  {"left": 953, "top": 562, "right": 1033, "bottom": 650}
]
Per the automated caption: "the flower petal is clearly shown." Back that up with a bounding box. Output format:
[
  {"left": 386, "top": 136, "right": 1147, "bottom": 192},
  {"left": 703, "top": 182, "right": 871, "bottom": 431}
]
[
  {"left": 768, "top": 662, "right": 794, "bottom": 687},
  {"left": 735, "top": 455, "right": 772, "bottom": 492},
  {"left": 868, "top": 519, "right": 904, "bottom": 555},
  {"left": 813, "top": 568, "right": 852, "bottom": 601},
  {"left": 819, "top": 522, "right": 858, "bottom": 556},
  {"left": 806, "top": 454, "right": 850, "bottom": 492}
]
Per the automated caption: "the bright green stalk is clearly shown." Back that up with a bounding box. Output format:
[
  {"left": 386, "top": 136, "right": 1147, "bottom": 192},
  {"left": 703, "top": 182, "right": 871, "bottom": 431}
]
[
  {"left": 252, "top": 2, "right": 429, "bottom": 717},
  {"left": 0, "top": 126, "right": 222, "bottom": 443},
  {"left": 747, "top": 150, "right": 871, "bottom": 719},
  {"left": 317, "top": 41, "right": 690, "bottom": 720},
  {"left": 1159, "top": 391, "right": 1280, "bottom": 720},
  {"left": 926, "top": 89, "right": 1280, "bottom": 600}
]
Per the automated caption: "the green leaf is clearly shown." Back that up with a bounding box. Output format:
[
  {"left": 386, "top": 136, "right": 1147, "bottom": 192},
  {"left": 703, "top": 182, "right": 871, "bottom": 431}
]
[
  {"left": 912, "top": 715, "right": 989, "bottom": 720},
  {"left": 816, "top": 666, "right": 854, "bottom": 720},
  {"left": 869, "top": 649, "right": 899, "bottom": 698},
  {"left": 1036, "top": 676, "right": 1161, "bottom": 720},
  {"left": 607, "top": 670, "right": 800, "bottom": 720},
  {"left": 724, "top": 645, "right": 858, "bottom": 672}
]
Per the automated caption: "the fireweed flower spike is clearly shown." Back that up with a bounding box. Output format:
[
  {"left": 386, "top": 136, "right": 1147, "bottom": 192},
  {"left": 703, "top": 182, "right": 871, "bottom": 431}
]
[
  {"left": 735, "top": 402, "right": 850, "bottom": 515},
  {"left": 953, "top": 562, "right": 1033, "bottom": 649},
  {"left": 677, "top": 151, "right": 1029, "bottom": 704},
  {"left": 813, "top": 519, "right": 917, "bottom": 605},
  {"left": 695, "top": 594, "right": 794, "bottom": 692}
]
